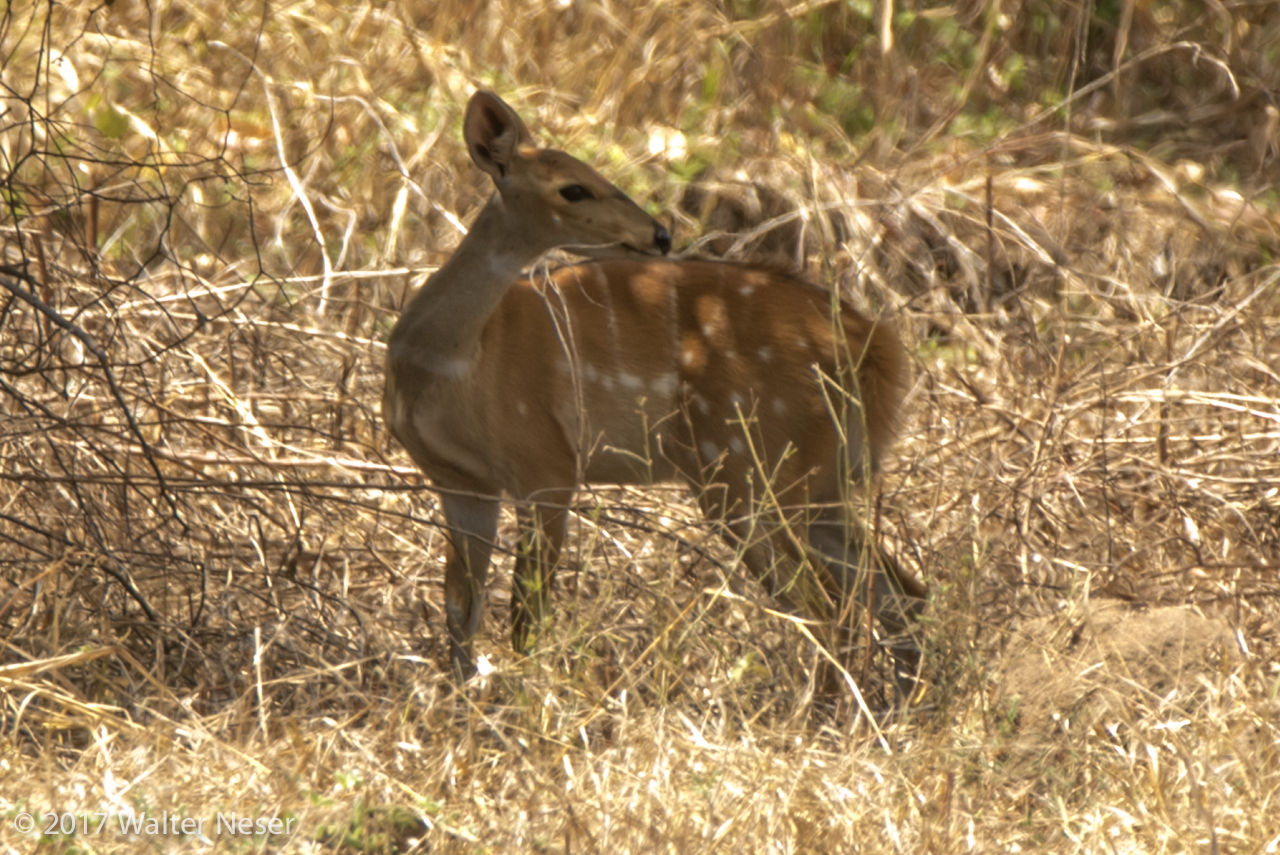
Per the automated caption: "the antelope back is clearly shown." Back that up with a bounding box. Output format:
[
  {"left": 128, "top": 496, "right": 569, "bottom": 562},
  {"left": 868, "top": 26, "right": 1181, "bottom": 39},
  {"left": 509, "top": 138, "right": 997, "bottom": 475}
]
[{"left": 465, "top": 258, "right": 907, "bottom": 507}]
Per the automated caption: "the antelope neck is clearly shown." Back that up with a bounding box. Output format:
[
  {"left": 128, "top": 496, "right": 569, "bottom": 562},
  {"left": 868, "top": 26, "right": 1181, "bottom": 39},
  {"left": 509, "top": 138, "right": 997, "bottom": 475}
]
[{"left": 387, "top": 195, "right": 540, "bottom": 376}]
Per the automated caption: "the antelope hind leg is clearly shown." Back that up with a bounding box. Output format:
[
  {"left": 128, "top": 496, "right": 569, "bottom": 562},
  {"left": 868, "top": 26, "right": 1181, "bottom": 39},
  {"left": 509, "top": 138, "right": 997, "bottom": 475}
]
[{"left": 807, "top": 510, "right": 926, "bottom": 689}]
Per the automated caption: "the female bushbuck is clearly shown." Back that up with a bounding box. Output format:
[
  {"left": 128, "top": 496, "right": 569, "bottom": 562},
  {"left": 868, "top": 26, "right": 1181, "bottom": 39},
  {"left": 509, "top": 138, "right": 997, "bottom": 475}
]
[{"left": 384, "top": 91, "right": 925, "bottom": 680}]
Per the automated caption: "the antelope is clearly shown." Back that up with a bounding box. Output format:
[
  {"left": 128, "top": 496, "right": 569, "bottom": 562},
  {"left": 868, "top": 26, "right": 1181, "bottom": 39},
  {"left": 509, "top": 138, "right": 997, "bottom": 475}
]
[{"left": 384, "top": 91, "right": 925, "bottom": 681}]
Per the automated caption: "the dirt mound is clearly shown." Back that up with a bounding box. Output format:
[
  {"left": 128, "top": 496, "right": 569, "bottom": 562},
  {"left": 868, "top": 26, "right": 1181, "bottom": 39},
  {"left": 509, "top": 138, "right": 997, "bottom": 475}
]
[{"left": 998, "top": 600, "right": 1241, "bottom": 739}]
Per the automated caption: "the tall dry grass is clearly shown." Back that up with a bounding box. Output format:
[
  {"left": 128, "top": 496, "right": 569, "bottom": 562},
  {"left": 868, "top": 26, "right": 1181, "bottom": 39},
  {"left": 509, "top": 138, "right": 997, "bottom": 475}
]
[{"left": 1, "top": 0, "right": 1278, "bottom": 852}]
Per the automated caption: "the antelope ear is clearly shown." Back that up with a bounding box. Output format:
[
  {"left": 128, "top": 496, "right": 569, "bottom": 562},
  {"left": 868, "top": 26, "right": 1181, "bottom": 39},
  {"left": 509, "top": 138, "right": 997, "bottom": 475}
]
[{"left": 463, "top": 91, "right": 535, "bottom": 182}]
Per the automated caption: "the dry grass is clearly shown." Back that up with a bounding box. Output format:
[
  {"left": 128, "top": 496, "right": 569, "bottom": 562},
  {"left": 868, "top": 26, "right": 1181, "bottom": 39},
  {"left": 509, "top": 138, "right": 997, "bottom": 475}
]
[{"left": 1, "top": 0, "right": 1278, "bottom": 852}]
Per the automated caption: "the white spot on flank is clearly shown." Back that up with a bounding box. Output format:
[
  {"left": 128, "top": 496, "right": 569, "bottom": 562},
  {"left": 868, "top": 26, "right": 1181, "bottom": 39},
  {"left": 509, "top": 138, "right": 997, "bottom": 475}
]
[
  {"left": 739, "top": 285, "right": 755, "bottom": 297},
  {"left": 651, "top": 373, "right": 677, "bottom": 397},
  {"left": 772, "top": 397, "right": 787, "bottom": 415},
  {"left": 795, "top": 337, "right": 807, "bottom": 350},
  {"left": 728, "top": 437, "right": 746, "bottom": 455},
  {"left": 693, "top": 394, "right": 711, "bottom": 415},
  {"left": 584, "top": 364, "right": 599, "bottom": 382},
  {"left": 680, "top": 348, "right": 697, "bottom": 368},
  {"left": 701, "top": 323, "right": 715, "bottom": 338},
  {"left": 620, "top": 372, "right": 644, "bottom": 391},
  {"left": 757, "top": 346, "right": 774, "bottom": 363},
  {"left": 517, "top": 400, "right": 529, "bottom": 417},
  {"left": 725, "top": 350, "right": 737, "bottom": 361},
  {"left": 700, "top": 440, "right": 721, "bottom": 461}
]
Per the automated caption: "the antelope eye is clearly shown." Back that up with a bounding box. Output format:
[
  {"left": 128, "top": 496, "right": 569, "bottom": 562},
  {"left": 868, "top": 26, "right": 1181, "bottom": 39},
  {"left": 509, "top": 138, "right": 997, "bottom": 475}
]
[{"left": 559, "top": 184, "right": 594, "bottom": 202}]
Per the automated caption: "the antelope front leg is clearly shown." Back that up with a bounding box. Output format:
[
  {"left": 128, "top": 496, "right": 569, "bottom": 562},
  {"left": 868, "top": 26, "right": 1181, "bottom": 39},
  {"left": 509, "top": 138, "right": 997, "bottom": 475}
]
[
  {"left": 511, "top": 499, "right": 569, "bottom": 657},
  {"left": 440, "top": 493, "right": 500, "bottom": 679}
]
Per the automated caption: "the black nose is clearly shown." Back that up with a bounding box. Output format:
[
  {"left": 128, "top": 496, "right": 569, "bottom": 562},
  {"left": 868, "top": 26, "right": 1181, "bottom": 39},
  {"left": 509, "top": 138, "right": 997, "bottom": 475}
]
[{"left": 654, "top": 225, "right": 672, "bottom": 255}]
